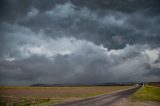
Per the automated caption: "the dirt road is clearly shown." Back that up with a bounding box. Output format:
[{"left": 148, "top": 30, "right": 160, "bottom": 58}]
[{"left": 50, "top": 86, "right": 141, "bottom": 106}]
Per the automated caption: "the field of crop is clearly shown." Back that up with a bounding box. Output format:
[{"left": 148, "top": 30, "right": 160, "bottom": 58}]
[
  {"left": 0, "top": 86, "right": 131, "bottom": 106},
  {"left": 130, "top": 85, "right": 160, "bottom": 102}
]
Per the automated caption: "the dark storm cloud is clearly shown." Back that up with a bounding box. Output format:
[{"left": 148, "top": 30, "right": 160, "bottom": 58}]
[
  {"left": 1, "top": 0, "right": 160, "bottom": 22},
  {"left": 0, "top": 44, "right": 160, "bottom": 85},
  {"left": 13, "top": 0, "right": 160, "bottom": 49},
  {"left": 0, "top": 0, "right": 33, "bottom": 23},
  {"left": 0, "top": 23, "right": 36, "bottom": 59},
  {"left": 0, "top": 0, "right": 160, "bottom": 85}
]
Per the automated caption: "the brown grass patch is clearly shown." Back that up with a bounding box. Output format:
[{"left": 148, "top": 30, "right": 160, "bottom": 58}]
[{"left": 0, "top": 86, "right": 132, "bottom": 106}]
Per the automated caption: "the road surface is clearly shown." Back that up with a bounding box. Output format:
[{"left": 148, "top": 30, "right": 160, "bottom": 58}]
[{"left": 50, "top": 86, "right": 141, "bottom": 106}]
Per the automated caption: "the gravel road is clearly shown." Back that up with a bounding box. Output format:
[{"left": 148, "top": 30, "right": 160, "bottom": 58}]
[{"left": 50, "top": 86, "right": 141, "bottom": 106}]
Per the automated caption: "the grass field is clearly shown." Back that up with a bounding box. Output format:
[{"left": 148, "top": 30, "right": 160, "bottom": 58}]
[
  {"left": 130, "top": 85, "right": 160, "bottom": 102},
  {"left": 0, "top": 86, "right": 131, "bottom": 106}
]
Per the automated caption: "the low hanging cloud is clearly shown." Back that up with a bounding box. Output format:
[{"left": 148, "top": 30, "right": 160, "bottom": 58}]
[
  {"left": 0, "top": 0, "right": 160, "bottom": 85},
  {"left": 0, "top": 45, "right": 160, "bottom": 85},
  {"left": 0, "top": 24, "right": 160, "bottom": 85}
]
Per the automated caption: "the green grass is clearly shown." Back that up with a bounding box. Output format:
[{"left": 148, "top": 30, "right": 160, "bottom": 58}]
[
  {"left": 130, "top": 85, "right": 160, "bottom": 102},
  {"left": 13, "top": 100, "right": 31, "bottom": 106}
]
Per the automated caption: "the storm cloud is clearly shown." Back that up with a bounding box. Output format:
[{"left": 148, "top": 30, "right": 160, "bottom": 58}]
[{"left": 0, "top": 0, "right": 160, "bottom": 85}]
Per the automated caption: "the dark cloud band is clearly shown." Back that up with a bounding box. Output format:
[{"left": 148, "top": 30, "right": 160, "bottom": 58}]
[{"left": 0, "top": 0, "right": 160, "bottom": 85}]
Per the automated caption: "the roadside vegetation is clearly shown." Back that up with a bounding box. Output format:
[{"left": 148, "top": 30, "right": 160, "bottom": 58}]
[
  {"left": 0, "top": 86, "right": 131, "bottom": 106},
  {"left": 130, "top": 85, "right": 160, "bottom": 102}
]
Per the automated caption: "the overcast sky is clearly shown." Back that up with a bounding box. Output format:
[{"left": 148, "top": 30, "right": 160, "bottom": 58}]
[{"left": 0, "top": 0, "right": 160, "bottom": 86}]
